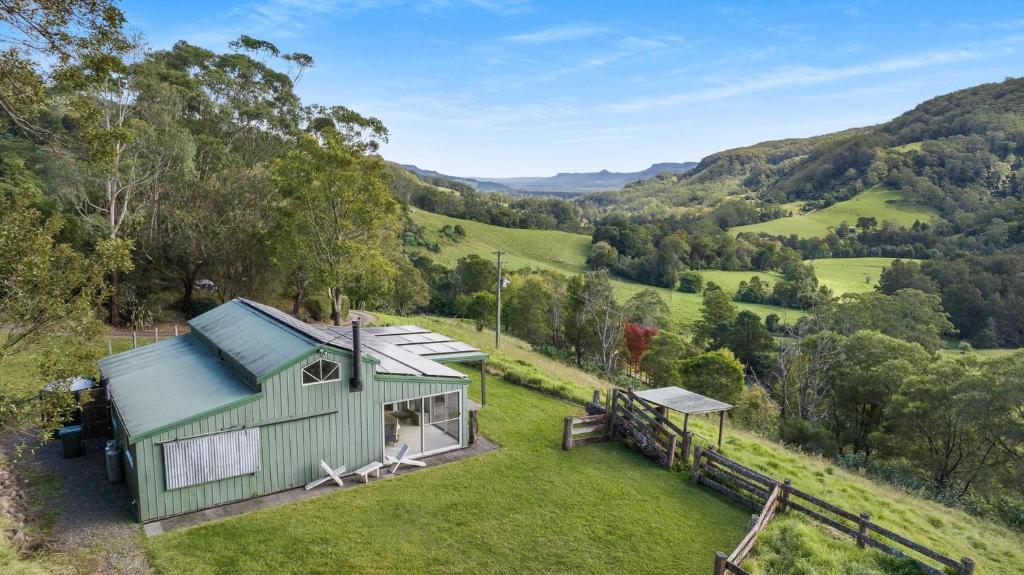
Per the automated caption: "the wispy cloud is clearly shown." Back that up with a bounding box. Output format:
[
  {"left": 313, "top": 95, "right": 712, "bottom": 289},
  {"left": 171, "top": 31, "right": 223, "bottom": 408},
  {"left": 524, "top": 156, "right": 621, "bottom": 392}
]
[
  {"left": 167, "top": 0, "right": 530, "bottom": 48},
  {"left": 604, "top": 45, "right": 1003, "bottom": 113},
  {"left": 502, "top": 23, "right": 608, "bottom": 44}
]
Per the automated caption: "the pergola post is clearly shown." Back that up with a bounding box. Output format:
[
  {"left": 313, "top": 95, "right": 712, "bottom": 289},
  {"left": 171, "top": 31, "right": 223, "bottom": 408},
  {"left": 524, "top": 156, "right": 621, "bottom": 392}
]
[
  {"left": 683, "top": 413, "right": 690, "bottom": 434},
  {"left": 480, "top": 359, "right": 487, "bottom": 406},
  {"left": 717, "top": 411, "right": 725, "bottom": 449}
]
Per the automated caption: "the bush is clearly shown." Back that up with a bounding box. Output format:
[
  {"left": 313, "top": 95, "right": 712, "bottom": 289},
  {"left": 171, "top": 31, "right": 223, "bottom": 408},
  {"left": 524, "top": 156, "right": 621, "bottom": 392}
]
[
  {"left": 734, "top": 385, "right": 779, "bottom": 436},
  {"left": 778, "top": 417, "right": 839, "bottom": 458},
  {"left": 303, "top": 298, "right": 326, "bottom": 322},
  {"left": 677, "top": 349, "right": 744, "bottom": 404},
  {"left": 677, "top": 270, "right": 704, "bottom": 293}
]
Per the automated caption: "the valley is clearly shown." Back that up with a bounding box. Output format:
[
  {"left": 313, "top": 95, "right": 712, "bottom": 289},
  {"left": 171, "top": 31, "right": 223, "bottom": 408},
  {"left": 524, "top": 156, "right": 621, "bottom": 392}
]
[{"left": 409, "top": 209, "right": 903, "bottom": 331}]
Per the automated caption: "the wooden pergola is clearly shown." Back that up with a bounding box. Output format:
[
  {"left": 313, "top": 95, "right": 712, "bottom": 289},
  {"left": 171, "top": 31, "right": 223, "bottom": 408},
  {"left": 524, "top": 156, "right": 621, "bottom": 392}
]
[{"left": 635, "top": 386, "right": 735, "bottom": 448}]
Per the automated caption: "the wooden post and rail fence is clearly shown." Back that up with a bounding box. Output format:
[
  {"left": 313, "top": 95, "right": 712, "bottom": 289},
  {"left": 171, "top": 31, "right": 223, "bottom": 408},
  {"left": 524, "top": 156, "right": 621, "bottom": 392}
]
[
  {"left": 693, "top": 446, "right": 976, "bottom": 575},
  {"left": 561, "top": 386, "right": 976, "bottom": 575},
  {"left": 562, "top": 388, "right": 697, "bottom": 470}
]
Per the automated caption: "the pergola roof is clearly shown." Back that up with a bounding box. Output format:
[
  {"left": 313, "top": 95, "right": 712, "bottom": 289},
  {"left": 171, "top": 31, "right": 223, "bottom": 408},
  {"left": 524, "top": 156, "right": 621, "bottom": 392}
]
[{"left": 635, "top": 386, "right": 734, "bottom": 415}]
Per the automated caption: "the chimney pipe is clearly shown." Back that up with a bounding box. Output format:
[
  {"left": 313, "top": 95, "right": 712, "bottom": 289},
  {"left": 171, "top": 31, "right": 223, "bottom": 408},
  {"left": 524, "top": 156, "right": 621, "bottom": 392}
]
[{"left": 350, "top": 319, "right": 364, "bottom": 392}]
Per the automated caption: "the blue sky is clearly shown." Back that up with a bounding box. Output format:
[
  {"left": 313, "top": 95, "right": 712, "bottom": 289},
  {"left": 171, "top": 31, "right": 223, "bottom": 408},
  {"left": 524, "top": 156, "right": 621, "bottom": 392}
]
[{"left": 122, "top": 1, "right": 1024, "bottom": 177}]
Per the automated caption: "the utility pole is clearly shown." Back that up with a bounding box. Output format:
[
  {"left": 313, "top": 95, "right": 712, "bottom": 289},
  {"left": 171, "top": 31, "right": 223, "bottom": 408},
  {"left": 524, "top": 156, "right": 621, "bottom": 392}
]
[{"left": 494, "top": 250, "right": 506, "bottom": 348}]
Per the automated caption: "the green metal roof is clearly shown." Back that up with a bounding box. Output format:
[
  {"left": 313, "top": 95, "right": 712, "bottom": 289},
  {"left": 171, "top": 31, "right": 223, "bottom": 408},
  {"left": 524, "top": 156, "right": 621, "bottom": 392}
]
[
  {"left": 101, "top": 335, "right": 259, "bottom": 442},
  {"left": 189, "top": 300, "right": 319, "bottom": 379}
]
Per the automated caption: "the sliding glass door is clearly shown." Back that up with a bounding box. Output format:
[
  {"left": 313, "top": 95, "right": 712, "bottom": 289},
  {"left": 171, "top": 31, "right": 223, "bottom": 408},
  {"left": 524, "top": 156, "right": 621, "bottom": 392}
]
[{"left": 383, "top": 390, "right": 462, "bottom": 460}]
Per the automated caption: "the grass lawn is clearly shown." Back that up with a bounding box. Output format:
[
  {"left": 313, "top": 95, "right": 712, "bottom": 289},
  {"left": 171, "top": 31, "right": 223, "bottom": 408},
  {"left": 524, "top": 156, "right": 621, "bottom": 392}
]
[
  {"left": 731, "top": 187, "right": 936, "bottom": 239},
  {"left": 146, "top": 366, "right": 749, "bottom": 574}
]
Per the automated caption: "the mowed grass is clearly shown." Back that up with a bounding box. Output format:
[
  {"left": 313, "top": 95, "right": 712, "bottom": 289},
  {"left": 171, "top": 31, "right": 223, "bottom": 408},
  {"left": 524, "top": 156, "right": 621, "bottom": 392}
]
[
  {"left": 146, "top": 365, "right": 749, "bottom": 574},
  {"left": 731, "top": 187, "right": 936, "bottom": 239}
]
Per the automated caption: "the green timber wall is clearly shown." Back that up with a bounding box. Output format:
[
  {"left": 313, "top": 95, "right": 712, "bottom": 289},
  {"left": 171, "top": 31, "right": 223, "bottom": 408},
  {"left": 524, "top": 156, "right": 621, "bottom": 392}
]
[{"left": 128, "top": 348, "right": 467, "bottom": 522}]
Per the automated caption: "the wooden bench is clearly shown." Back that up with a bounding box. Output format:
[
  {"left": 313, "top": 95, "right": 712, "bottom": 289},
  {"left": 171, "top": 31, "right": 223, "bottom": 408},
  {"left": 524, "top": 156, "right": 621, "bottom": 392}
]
[{"left": 354, "top": 461, "right": 383, "bottom": 483}]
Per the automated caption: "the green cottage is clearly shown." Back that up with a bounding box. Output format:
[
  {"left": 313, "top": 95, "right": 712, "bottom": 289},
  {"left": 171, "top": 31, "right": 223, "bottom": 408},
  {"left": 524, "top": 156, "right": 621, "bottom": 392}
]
[{"left": 100, "top": 299, "right": 487, "bottom": 523}]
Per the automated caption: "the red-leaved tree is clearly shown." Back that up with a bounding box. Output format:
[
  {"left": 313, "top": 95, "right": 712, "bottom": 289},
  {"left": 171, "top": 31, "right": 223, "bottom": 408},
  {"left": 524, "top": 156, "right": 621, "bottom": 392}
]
[{"left": 623, "top": 321, "right": 658, "bottom": 367}]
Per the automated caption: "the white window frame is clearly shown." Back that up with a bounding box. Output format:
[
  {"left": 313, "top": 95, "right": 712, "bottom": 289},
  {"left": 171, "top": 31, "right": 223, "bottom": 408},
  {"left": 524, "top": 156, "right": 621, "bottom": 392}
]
[
  {"left": 301, "top": 358, "right": 341, "bottom": 386},
  {"left": 380, "top": 389, "right": 463, "bottom": 460}
]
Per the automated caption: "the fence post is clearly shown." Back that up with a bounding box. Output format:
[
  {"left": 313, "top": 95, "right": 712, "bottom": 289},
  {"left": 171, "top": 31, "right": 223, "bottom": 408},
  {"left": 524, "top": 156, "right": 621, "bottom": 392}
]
[
  {"left": 960, "top": 557, "right": 975, "bottom": 575},
  {"left": 680, "top": 432, "right": 691, "bottom": 464},
  {"left": 107, "top": 338, "right": 113, "bottom": 356},
  {"left": 748, "top": 513, "right": 760, "bottom": 531},
  {"left": 779, "top": 479, "right": 792, "bottom": 513},
  {"left": 857, "top": 512, "right": 870, "bottom": 549},
  {"left": 691, "top": 445, "right": 704, "bottom": 483},
  {"left": 132, "top": 331, "right": 137, "bottom": 349},
  {"left": 154, "top": 327, "right": 159, "bottom": 342},
  {"left": 592, "top": 389, "right": 601, "bottom": 405},
  {"left": 562, "top": 417, "right": 574, "bottom": 450},
  {"left": 174, "top": 324, "right": 179, "bottom": 337},
  {"left": 606, "top": 389, "right": 618, "bottom": 439},
  {"left": 713, "top": 551, "right": 727, "bottom": 575},
  {"left": 666, "top": 433, "right": 677, "bottom": 469},
  {"left": 469, "top": 410, "right": 479, "bottom": 445}
]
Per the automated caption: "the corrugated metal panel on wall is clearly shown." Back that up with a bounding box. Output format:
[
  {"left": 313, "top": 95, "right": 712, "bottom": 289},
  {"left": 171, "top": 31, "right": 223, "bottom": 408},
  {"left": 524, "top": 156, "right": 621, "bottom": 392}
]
[{"left": 163, "top": 428, "right": 260, "bottom": 490}]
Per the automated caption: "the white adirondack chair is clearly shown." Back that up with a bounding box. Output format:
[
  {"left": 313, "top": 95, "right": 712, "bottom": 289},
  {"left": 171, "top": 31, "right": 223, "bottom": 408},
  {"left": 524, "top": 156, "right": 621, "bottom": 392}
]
[{"left": 385, "top": 444, "right": 426, "bottom": 474}]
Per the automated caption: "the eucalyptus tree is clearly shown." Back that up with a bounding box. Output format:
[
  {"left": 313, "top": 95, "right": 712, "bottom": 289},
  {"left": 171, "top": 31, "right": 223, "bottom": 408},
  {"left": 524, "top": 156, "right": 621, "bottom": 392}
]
[
  {"left": 137, "top": 37, "right": 311, "bottom": 312},
  {"left": 0, "top": 0, "right": 128, "bottom": 133},
  {"left": 272, "top": 106, "right": 399, "bottom": 325},
  {"left": 65, "top": 45, "right": 196, "bottom": 323}
]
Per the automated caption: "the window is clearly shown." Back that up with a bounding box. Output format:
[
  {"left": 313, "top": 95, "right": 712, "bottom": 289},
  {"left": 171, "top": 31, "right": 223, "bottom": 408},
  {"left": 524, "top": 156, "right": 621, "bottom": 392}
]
[
  {"left": 302, "top": 358, "right": 340, "bottom": 385},
  {"left": 163, "top": 428, "right": 260, "bottom": 490},
  {"left": 384, "top": 391, "right": 462, "bottom": 459}
]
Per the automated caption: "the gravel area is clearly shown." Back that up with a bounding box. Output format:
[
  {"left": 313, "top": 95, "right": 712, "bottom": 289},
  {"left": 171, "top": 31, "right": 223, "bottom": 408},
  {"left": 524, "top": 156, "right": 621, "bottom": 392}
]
[{"left": 2, "top": 436, "right": 149, "bottom": 574}]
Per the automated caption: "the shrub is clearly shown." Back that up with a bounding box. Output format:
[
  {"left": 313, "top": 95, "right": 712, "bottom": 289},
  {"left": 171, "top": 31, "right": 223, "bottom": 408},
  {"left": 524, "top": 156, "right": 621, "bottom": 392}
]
[
  {"left": 677, "top": 270, "right": 704, "bottom": 293},
  {"left": 677, "top": 349, "right": 744, "bottom": 404},
  {"left": 734, "top": 385, "right": 779, "bottom": 436},
  {"left": 303, "top": 298, "right": 326, "bottom": 321},
  {"left": 778, "top": 418, "right": 839, "bottom": 458}
]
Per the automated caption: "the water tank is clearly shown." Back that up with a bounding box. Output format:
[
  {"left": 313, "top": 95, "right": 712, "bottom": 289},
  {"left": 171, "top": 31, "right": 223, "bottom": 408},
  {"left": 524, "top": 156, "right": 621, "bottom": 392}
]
[{"left": 105, "top": 440, "right": 123, "bottom": 484}]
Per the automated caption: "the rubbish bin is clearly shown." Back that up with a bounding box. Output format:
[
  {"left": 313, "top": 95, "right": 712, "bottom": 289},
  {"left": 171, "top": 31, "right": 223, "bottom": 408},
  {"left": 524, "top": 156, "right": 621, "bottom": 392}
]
[
  {"left": 58, "top": 425, "right": 83, "bottom": 458},
  {"left": 105, "top": 440, "right": 123, "bottom": 484}
]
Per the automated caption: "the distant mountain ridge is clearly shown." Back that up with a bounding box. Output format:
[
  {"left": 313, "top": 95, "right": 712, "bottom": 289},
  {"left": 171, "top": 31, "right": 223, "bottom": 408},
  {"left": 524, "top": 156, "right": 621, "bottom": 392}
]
[{"left": 400, "top": 162, "right": 697, "bottom": 195}]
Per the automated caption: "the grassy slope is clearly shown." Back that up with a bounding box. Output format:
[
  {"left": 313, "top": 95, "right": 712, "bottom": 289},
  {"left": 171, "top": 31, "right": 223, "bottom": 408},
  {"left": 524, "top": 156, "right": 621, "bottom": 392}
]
[
  {"left": 428, "top": 321, "right": 1024, "bottom": 573},
  {"left": 808, "top": 257, "right": 899, "bottom": 296},
  {"left": 410, "top": 210, "right": 814, "bottom": 329},
  {"left": 731, "top": 187, "right": 936, "bottom": 239},
  {"left": 146, "top": 358, "right": 748, "bottom": 574}
]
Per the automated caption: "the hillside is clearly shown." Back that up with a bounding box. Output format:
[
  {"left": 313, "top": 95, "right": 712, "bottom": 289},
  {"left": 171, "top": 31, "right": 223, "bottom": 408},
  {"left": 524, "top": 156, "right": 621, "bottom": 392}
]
[
  {"left": 590, "top": 77, "right": 1024, "bottom": 251},
  {"left": 730, "top": 186, "right": 936, "bottom": 238},
  {"left": 409, "top": 209, "right": 901, "bottom": 329}
]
